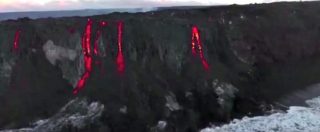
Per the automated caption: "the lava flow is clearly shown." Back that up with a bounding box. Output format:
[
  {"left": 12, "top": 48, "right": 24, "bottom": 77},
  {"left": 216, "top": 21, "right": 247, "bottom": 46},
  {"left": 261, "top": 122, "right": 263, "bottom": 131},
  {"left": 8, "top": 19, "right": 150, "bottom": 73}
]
[
  {"left": 191, "top": 26, "right": 209, "bottom": 71},
  {"left": 12, "top": 30, "right": 21, "bottom": 53},
  {"left": 116, "top": 21, "right": 125, "bottom": 75},
  {"left": 93, "top": 21, "right": 107, "bottom": 56},
  {"left": 73, "top": 19, "right": 93, "bottom": 95}
]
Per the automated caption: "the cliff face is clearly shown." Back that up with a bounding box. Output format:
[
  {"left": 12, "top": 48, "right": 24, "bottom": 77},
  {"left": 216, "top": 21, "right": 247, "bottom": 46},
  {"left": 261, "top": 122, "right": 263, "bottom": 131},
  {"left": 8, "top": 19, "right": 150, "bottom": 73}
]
[{"left": 1, "top": 1, "right": 320, "bottom": 131}]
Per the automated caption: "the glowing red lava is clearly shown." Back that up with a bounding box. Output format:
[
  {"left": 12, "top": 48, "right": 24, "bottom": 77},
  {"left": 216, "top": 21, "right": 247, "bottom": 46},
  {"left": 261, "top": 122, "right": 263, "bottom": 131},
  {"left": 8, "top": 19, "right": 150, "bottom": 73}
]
[
  {"left": 116, "top": 21, "right": 125, "bottom": 75},
  {"left": 94, "top": 21, "right": 108, "bottom": 56},
  {"left": 101, "top": 21, "right": 107, "bottom": 27},
  {"left": 13, "top": 30, "right": 21, "bottom": 53},
  {"left": 73, "top": 19, "right": 93, "bottom": 95},
  {"left": 191, "top": 26, "right": 209, "bottom": 71}
]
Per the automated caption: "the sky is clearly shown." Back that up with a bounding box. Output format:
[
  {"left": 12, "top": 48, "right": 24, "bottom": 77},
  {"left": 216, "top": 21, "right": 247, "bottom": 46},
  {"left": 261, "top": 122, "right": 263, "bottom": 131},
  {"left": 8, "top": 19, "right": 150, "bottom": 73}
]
[{"left": 0, "top": 0, "right": 312, "bottom": 12}]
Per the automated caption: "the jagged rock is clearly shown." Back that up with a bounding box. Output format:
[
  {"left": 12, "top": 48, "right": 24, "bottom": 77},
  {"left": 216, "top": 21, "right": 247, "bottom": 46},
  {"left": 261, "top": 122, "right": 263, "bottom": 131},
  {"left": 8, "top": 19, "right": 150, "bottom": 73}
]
[
  {"left": 151, "top": 120, "right": 167, "bottom": 132},
  {"left": 119, "top": 105, "right": 128, "bottom": 114},
  {"left": 165, "top": 92, "right": 182, "bottom": 111},
  {"left": 157, "top": 121, "right": 167, "bottom": 130},
  {"left": 0, "top": 98, "right": 104, "bottom": 132},
  {"left": 212, "top": 79, "right": 238, "bottom": 107}
]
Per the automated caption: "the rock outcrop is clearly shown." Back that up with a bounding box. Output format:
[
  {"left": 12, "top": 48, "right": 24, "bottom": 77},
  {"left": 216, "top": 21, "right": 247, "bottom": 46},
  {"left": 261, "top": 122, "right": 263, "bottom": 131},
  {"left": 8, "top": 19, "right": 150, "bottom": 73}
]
[{"left": 0, "top": 98, "right": 104, "bottom": 132}]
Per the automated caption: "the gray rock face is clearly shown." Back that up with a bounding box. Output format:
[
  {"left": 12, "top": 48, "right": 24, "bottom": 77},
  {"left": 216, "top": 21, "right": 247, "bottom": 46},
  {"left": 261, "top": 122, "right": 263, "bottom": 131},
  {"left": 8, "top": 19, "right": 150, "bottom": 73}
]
[
  {"left": 42, "top": 40, "right": 77, "bottom": 66},
  {"left": 165, "top": 92, "right": 182, "bottom": 111},
  {"left": 0, "top": 60, "right": 14, "bottom": 78},
  {"left": 0, "top": 54, "right": 15, "bottom": 94},
  {"left": 0, "top": 58, "right": 14, "bottom": 84},
  {"left": 213, "top": 79, "right": 238, "bottom": 107},
  {"left": 0, "top": 98, "right": 104, "bottom": 132},
  {"left": 42, "top": 39, "right": 84, "bottom": 87}
]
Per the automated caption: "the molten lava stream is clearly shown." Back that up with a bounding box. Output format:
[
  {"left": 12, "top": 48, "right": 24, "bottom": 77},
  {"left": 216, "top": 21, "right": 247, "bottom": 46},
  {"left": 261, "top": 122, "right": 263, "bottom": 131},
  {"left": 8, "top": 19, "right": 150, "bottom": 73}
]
[
  {"left": 191, "top": 27, "right": 197, "bottom": 56},
  {"left": 73, "top": 19, "right": 93, "bottom": 95},
  {"left": 116, "top": 21, "right": 125, "bottom": 75},
  {"left": 191, "top": 26, "right": 209, "bottom": 71},
  {"left": 13, "top": 30, "right": 21, "bottom": 53}
]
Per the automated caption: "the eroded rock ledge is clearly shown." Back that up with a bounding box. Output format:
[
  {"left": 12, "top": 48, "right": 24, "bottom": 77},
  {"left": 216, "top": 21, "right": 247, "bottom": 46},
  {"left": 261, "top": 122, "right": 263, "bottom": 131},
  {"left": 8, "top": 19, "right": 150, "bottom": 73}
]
[{"left": 0, "top": 98, "right": 104, "bottom": 132}]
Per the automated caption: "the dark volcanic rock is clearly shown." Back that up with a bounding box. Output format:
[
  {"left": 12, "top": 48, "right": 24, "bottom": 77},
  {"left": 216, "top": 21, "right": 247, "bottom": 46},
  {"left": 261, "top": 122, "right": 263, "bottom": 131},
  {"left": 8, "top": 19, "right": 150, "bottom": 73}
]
[
  {"left": 1, "top": 1, "right": 320, "bottom": 131},
  {"left": 0, "top": 98, "right": 104, "bottom": 132}
]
